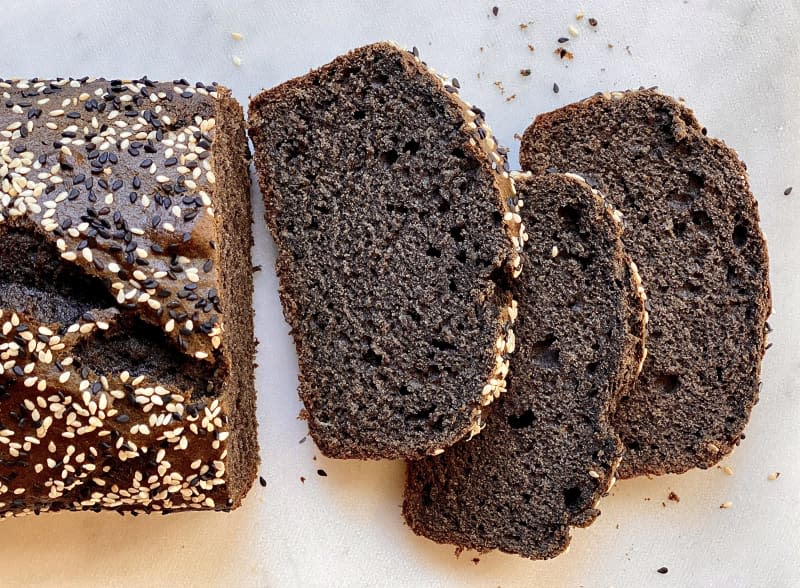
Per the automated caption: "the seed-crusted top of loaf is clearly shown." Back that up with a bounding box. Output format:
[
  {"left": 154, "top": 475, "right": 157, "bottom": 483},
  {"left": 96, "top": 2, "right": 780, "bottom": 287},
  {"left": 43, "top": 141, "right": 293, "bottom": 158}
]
[
  {"left": 404, "top": 173, "right": 646, "bottom": 560},
  {"left": 0, "top": 77, "right": 257, "bottom": 515},
  {"left": 248, "top": 42, "right": 524, "bottom": 459},
  {"left": 521, "top": 89, "right": 771, "bottom": 478}
]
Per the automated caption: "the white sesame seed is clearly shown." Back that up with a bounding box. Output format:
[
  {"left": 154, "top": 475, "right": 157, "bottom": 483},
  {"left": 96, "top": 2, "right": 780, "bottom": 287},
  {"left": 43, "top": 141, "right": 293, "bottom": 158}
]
[{"left": 232, "top": 56, "right": 242, "bottom": 67}]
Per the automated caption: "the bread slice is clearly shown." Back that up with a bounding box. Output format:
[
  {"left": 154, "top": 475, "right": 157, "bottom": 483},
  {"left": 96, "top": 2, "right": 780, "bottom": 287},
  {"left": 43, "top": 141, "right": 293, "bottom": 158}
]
[
  {"left": 520, "top": 89, "right": 771, "bottom": 478},
  {"left": 0, "top": 77, "right": 257, "bottom": 515},
  {"left": 248, "top": 42, "right": 524, "bottom": 459},
  {"left": 403, "top": 173, "right": 646, "bottom": 559}
]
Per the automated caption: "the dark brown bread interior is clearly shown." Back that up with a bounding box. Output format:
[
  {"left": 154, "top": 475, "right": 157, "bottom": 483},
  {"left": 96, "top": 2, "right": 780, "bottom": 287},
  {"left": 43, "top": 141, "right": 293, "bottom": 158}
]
[
  {"left": 0, "top": 78, "right": 257, "bottom": 516},
  {"left": 248, "top": 42, "right": 520, "bottom": 460},
  {"left": 404, "top": 174, "right": 645, "bottom": 559},
  {"left": 520, "top": 90, "right": 771, "bottom": 478}
]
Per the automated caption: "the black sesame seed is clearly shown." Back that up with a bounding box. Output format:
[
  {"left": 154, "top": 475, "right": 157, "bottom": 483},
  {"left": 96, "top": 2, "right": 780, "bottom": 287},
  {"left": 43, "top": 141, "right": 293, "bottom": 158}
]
[
  {"left": 492, "top": 6, "right": 498, "bottom": 16},
  {"left": 657, "top": 567, "right": 668, "bottom": 575},
  {"left": 589, "top": 17, "right": 598, "bottom": 27},
  {"left": 553, "top": 82, "right": 560, "bottom": 93},
  {"left": 558, "top": 37, "right": 569, "bottom": 43},
  {"left": 317, "top": 469, "right": 328, "bottom": 477},
  {"left": 259, "top": 476, "right": 267, "bottom": 487},
  {"left": 784, "top": 186, "right": 793, "bottom": 196},
  {"left": 140, "top": 158, "right": 153, "bottom": 168}
]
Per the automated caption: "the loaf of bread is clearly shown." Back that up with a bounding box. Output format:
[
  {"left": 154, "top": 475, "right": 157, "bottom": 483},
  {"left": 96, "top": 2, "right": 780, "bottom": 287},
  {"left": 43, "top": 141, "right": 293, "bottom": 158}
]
[
  {"left": 404, "top": 173, "right": 646, "bottom": 559},
  {"left": 248, "top": 43, "right": 524, "bottom": 460},
  {"left": 0, "top": 77, "right": 258, "bottom": 516},
  {"left": 521, "top": 89, "right": 771, "bottom": 478}
]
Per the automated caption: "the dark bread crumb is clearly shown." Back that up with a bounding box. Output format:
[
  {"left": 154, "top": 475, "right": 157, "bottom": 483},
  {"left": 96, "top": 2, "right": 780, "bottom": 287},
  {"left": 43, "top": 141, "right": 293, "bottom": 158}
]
[
  {"left": 403, "top": 174, "right": 646, "bottom": 560},
  {"left": 521, "top": 89, "right": 771, "bottom": 478},
  {"left": 248, "top": 42, "right": 521, "bottom": 460}
]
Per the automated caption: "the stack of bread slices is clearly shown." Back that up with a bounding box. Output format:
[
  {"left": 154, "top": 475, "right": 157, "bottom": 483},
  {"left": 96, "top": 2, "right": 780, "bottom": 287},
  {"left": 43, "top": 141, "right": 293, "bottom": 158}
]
[{"left": 249, "top": 42, "right": 770, "bottom": 559}]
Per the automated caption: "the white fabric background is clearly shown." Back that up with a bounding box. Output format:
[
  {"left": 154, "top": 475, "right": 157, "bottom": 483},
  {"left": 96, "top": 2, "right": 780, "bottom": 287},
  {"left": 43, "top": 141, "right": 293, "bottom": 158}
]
[{"left": 0, "top": 1, "right": 797, "bottom": 586}]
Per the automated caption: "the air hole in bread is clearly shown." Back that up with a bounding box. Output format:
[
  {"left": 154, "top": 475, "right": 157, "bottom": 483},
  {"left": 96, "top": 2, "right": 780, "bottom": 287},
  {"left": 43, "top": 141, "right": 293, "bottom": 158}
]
[
  {"left": 362, "top": 348, "right": 383, "bottom": 367},
  {"left": 507, "top": 409, "right": 535, "bottom": 429},
  {"left": 563, "top": 486, "right": 582, "bottom": 508},
  {"left": 381, "top": 149, "right": 399, "bottom": 166},
  {"left": 732, "top": 224, "right": 748, "bottom": 247},
  {"left": 653, "top": 374, "right": 680, "bottom": 394},
  {"left": 450, "top": 225, "right": 465, "bottom": 242},
  {"left": 557, "top": 204, "right": 582, "bottom": 227},
  {"left": 430, "top": 339, "right": 456, "bottom": 352},
  {"left": 403, "top": 139, "right": 421, "bottom": 155},
  {"left": 531, "top": 334, "right": 560, "bottom": 369}
]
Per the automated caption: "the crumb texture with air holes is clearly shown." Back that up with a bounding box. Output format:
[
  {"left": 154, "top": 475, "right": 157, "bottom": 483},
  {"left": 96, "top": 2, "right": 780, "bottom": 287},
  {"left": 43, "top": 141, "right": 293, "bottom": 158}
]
[
  {"left": 248, "top": 42, "right": 521, "bottom": 459},
  {"left": 0, "top": 77, "right": 257, "bottom": 516},
  {"left": 404, "top": 174, "right": 646, "bottom": 560},
  {"left": 520, "top": 89, "right": 771, "bottom": 478}
]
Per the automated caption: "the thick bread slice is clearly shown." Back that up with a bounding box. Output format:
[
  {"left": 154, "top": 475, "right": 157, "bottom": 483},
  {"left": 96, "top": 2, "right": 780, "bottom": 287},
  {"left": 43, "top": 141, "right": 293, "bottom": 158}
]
[
  {"left": 403, "top": 173, "right": 646, "bottom": 559},
  {"left": 520, "top": 89, "right": 771, "bottom": 478},
  {"left": 248, "top": 42, "right": 524, "bottom": 459}
]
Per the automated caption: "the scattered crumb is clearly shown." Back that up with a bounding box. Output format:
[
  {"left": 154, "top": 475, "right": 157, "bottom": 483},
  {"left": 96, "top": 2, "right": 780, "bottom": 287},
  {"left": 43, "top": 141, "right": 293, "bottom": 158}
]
[
  {"left": 232, "top": 55, "right": 243, "bottom": 67},
  {"left": 608, "top": 43, "right": 615, "bottom": 49},
  {"left": 721, "top": 465, "right": 734, "bottom": 476},
  {"left": 493, "top": 81, "right": 506, "bottom": 96},
  {"left": 625, "top": 45, "right": 633, "bottom": 56},
  {"left": 492, "top": 6, "right": 499, "bottom": 16},
  {"left": 520, "top": 68, "right": 532, "bottom": 77},
  {"left": 300, "top": 476, "right": 306, "bottom": 484},
  {"left": 231, "top": 32, "right": 244, "bottom": 41},
  {"left": 472, "top": 558, "right": 481, "bottom": 565},
  {"left": 454, "top": 546, "right": 465, "bottom": 558},
  {"left": 668, "top": 491, "right": 680, "bottom": 503},
  {"left": 519, "top": 23, "right": 528, "bottom": 30},
  {"left": 720, "top": 501, "right": 733, "bottom": 509},
  {"left": 528, "top": 44, "right": 536, "bottom": 52},
  {"left": 644, "top": 496, "right": 651, "bottom": 502},
  {"left": 480, "top": 46, "right": 485, "bottom": 52},
  {"left": 589, "top": 17, "right": 598, "bottom": 27},
  {"left": 553, "top": 82, "right": 560, "bottom": 93},
  {"left": 568, "top": 25, "right": 580, "bottom": 37},
  {"left": 657, "top": 567, "right": 669, "bottom": 575},
  {"left": 505, "top": 94, "right": 517, "bottom": 103},
  {"left": 259, "top": 476, "right": 267, "bottom": 487},
  {"left": 768, "top": 472, "right": 781, "bottom": 481},
  {"left": 317, "top": 469, "right": 328, "bottom": 477},
  {"left": 555, "top": 48, "right": 574, "bottom": 60},
  {"left": 784, "top": 186, "right": 793, "bottom": 195},
  {"left": 576, "top": 11, "right": 585, "bottom": 20},
  {"left": 513, "top": 133, "right": 523, "bottom": 141},
  {"left": 252, "top": 264, "right": 262, "bottom": 272}
]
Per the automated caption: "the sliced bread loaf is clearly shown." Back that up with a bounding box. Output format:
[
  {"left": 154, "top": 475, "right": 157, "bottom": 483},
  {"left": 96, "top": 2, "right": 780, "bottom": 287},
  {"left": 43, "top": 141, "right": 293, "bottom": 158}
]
[
  {"left": 248, "top": 42, "right": 524, "bottom": 459},
  {"left": 403, "top": 173, "right": 646, "bottom": 559},
  {"left": 520, "top": 89, "right": 771, "bottom": 478}
]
